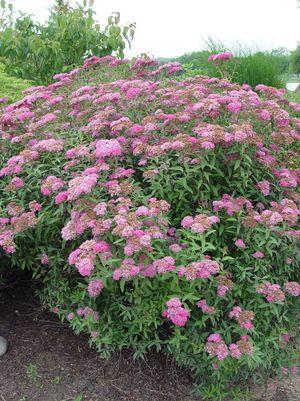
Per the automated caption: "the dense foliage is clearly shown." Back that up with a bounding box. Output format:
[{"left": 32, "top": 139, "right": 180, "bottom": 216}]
[
  {"left": 0, "top": 55, "right": 299, "bottom": 399},
  {"left": 0, "top": 0, "right": 135, "bottom": 84}
]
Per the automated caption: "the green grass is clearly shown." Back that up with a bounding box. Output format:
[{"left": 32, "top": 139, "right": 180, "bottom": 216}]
[{"left": 0, "top": 64, "right": 33, "bottom": 103}]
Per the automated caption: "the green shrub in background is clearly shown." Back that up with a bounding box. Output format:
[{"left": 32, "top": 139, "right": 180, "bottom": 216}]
[
  {"left": 0, "top": 64, "right": 32, "bottom": 103},
  {"left": 290, "top": 46, "right": 300, "bottom": 77},
  {"left": 177, "top": 39, "right": 288, "bottom": 88},
  {"left": 0, "top": 0, "right": 135, "bottom": 84}
]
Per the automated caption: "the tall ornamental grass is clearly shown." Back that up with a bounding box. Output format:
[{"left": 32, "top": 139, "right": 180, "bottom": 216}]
[{"left": 179, "top": 40, "right": 286, "bottom": 89}]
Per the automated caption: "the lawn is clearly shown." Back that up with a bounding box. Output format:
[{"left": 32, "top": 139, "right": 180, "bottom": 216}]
[{"left": 0, "top": 64, "right": 33, "bottom": 103}]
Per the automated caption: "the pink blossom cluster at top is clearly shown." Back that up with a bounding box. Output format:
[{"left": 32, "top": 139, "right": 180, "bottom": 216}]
[
  {"left": 208, "top": 52, "right": 234, "bottom": 63},
  {"left": 162, "top": 298, "right": 190, "bottom": 327},
  {"left": 67, "top": 174, "right": 99, "bottom": 201}
]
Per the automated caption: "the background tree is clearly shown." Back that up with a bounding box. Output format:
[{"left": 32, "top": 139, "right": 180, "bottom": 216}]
[
  {"left": 0, "top": 0, "right": 135, "bottom": 83},
  {"left": 290, "top": 45, "right": 300, "bottom": 76}
]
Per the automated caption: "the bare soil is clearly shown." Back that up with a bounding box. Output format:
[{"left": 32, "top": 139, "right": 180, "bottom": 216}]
[{"left": 0, "top": 278, "right": 299, "bottom": 401}]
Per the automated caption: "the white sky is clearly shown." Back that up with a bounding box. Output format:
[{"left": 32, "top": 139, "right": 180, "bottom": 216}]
[{"left": 13, "top": 0, "right": 300, "bottom": 58}]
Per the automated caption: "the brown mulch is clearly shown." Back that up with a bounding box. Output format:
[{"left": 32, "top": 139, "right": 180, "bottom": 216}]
[
  {"left": 0, "top": 278, "right": 197, "bottom": 401},
  {"left": 0, "top": 277, "right": 299, "bottom": 401}
]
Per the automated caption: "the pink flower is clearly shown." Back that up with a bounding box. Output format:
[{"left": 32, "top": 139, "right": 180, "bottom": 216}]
[
  {"left": 181, "top": 216, "right": 194, "bottom": 228},
  {"left": 95, "top": 139, "right": 122, "bottom": 159},
  {"left": 235, "top": 239, "right": 246, "bottom": 249},
  {"left": 201, "top": 141, "right": 215, "bottom": 149},
  {"left": 281, "top": 333, "right": 290, "bottom": 343},
  {"left": 55, "top": 191, "right": 68, "bottom": 204},
  {"left": 163, "top": 298, "right": 189, "bottom": 327},
  {"left": 257, "top": 180, "right": 270, "bottom": 196},
  {"left": 93, "top": 241, "right": 110, "bottom": 253},
  {"left": 169, "top": 243, "right": 181, "bottom": 253},
  {"left": 77, "top": 258, "right": 94, "bottom": 277},
  {"left": 207, "top": 333, "right": 221, "bottom": 343},
  {"left": 88, "top": 279, "right": 104, "bottom": 297},
  {"left": 227, "top": 101, "right": 242, "bottom": 114},
  {"left": 284, "top": 282, "right": 300, "bottom": 297},
  {"left": 197, "top": 299, "right": 216, "bottom": 314},
  {"left": 67, "top": 312, "right": 74, "bottom": 321},
  {"left": 10, "top": 177, "right": 24, "bottom": 188},
  {"left": 208, "top": 52, "right": 233, "bottom": 63},
  {"left": 206, "top": 333, "right": 229, "bottom": 361},
  {"left": 229, "top": 344, "right": 242, "bottom": 359},
  {"left": 252, "top": 251, "right": 264, "bottom": 259},
  {"left": 41, "top": 253, "right": 49, "bottom": 265},
  {"left": 217, "top": 285, "right": 229, "bottom": 297}
]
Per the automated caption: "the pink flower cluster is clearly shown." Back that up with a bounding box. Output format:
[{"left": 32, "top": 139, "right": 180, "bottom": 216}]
[
  {"left": 87, "top": 279, "right": 104, "bottom": 297},
  {"left": 178, "top": 257, "right": 220, "bottom": 280},
  {"left": 206, "top": 333, "right": 254, "bottom": 361},
  {"left": 77, "top": 306, "right": 99, "bottom": 322},
  {"left": 197, "top": 299, "right": 216, "bottom": 314},
  {"left": 257, "top": 180, "right": 271, "bottom": 196},
  {"left": 229, "top": 335, "right": 254, "bottom": 359},
  {"left": 274, "top": 168, "right": 299, "bottom": 188},
  {"left": 213, "top": 194, "right": 252, "bottom": 215},
  {"left": 284, "top": 282, "right": 300, "bottom": 297},
  {"left": 205, "top": 333, "right": 229, "bottom": 360},
  {"left": 94, "top": 139, "right": 123, "bottom": 159},
  {"left": 229, "top": 306, "right": 255, "bottom": 330},
  {"left": 32, "top": 138, "right": 64, "bottom": 153},
  {"left": 68, "top": 239, "right": 110, "bottom": 276},
  {"left": 67, "top": 174, "right": 99, "bottom": 201},
  {"left": 256, "top": 282, "right": 285, "bottom": 302},
  {"left": 41, "top": 175, "right": 65, "bottom": 196},
  {"left": 208, "top": 52, "right": 233, "bottom": 63},
  {"left": 163, "top": 298, "right": 190, "bottom": 327},
  {"left": 181, "top": 214, "right": 219, "bottom": 234}
]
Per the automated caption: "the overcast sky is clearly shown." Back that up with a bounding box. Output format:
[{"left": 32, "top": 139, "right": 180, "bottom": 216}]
[{"left": 13, "top": 0, "right": 300, "bottom": 58}]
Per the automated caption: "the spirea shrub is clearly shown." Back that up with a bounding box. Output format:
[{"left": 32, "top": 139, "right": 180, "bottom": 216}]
[{"left": 0, "top": 54, "right": 299, "bottom": 398}]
